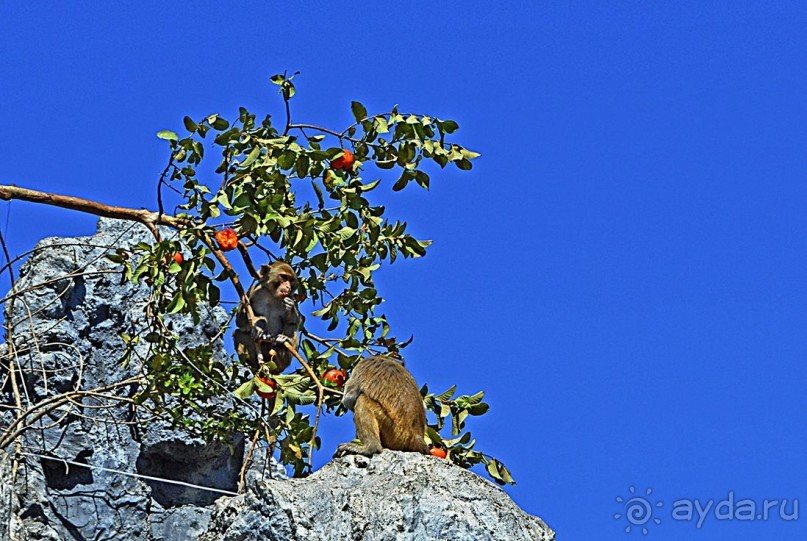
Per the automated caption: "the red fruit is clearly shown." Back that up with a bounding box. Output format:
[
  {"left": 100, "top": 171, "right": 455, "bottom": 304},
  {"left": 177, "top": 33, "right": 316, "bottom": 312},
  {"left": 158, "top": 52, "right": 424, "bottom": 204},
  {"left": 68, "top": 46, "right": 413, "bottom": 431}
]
[
  {"left": 429, "top": 447, "right": 447, "bottom": 459},
  {"left": 330, "top": 149, "right": 354, "bottom": 171},
  {"left": 323, "top": 368, "right": 347, "bottom": 387},
  {"left": 215, "top": 228, "right": 239, "bottom": 251},
  {"left": 256, "top": 376, "right": 276, "bottom": 399},
  {"left": 172, "top": 252, "right": 184, "bottom": 264}
]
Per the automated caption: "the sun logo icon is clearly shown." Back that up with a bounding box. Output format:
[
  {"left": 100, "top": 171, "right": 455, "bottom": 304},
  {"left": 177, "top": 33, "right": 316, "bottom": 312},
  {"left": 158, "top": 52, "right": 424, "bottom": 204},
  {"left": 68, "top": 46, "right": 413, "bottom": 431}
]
[{"left": 614, "top": 486, "right": 663, "bottom": 535}]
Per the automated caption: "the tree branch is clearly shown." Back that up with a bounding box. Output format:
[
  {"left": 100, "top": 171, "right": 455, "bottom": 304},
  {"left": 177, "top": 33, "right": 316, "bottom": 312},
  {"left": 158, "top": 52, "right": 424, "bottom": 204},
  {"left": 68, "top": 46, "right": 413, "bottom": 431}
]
[
  {"left": 0, "top": 185, "right": 190, "bottom": 237},
  {"left": 0, "top": 183, "right": 263, "bottom": 321}
]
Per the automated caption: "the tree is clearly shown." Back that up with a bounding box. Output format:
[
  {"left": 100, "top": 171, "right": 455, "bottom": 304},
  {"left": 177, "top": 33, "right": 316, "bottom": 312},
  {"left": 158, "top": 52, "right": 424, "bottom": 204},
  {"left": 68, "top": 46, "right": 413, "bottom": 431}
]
[{"left": 0, "top": 73, "right": 514, "bottom": 486}]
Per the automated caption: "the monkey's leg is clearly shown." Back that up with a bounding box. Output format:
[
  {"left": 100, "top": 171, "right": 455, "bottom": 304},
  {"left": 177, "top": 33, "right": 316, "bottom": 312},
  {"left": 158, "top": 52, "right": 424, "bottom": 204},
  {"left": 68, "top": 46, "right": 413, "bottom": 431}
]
[
  {"left": 333, "top": 395, "right": 385, "bottom": 458},
  {"left": 233, "top": 329, "right": 259, "bottom": 373},
  {"left": 269, "top": 342, "right": 292, "bottom": 373}
]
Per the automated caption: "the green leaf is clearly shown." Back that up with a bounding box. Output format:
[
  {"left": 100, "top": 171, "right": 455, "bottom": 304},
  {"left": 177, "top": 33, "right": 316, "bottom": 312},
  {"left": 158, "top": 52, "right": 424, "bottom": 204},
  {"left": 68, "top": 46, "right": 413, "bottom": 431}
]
[
  {"left": 167, "top": 293, "right": 186, "bottom": 313},
  {"left": 493, "top": 459, "right": 516, "bottom": 485},
  {"left": 436, "top": 385, "right": 456, "bottom": 402},
  {"left": 467, "top": 403, "right": 489, "bottom": 415},
  {"left": 278, "top": 150, "right": 297, "bottom": 170},
  {"left": 241, "top": 146, "right": 262, "bottom": 168},
  {"left": 455, "top": 158, "right": 473, "bottom": 170},
  {"left": 425, "top": 426, "right": 442, "bottom": 444},
  {"left": 461, "top": 148, "right": 481, "bottom": 160},
  {"left": 183, "top": 116, "right": 197, "bottom": 132},
  {"left": 296, "top": 154, "right": 310, "bottom": 178},
  {"left": 360, "top": 179, "right": 381, "bottom": 192},
  {"left": 282, "top": 81, "right": 296, "bottom": 99},
  {"left": 439, "top": 403, "right": 451, "bottom": 421},
  {"left": 211, "top": 117, "right": 229, "bottom": 130},
  {"left": 156, "top": 130, "right": 178, "bottom": 142},
  {"left": 234, "top": 380, "right": 256, "bottom": 399},
  {"left": 442, "top": 120, "right": 459, "bottom": 133},
  {"left": 374, "top": 117, "right": 389, "bottom": 133},
  {"left": 270, "top": 74, "right": 285, "bottom": 85},
  {"left": 336, "top": 227, "right": 357, "bottom": 241},
  {"left": 285, "top": 389, "right": 317, "bottom": 406},
  {"left": 208, "top": 284, "right": 220, "bottom": 307},
  {"left": 486, "top": 460, "right": 502, "bottom": 483},
  {"left": 392, "top": 172, "right": 411, "bottom": 192},
  {"left": 414, "top": 171, "right": 430, "bottom": 189},
  {"left": 254, "top": 377, "right": 275, "bottom": 394},
  {"left": 270, "top": 392, "right": 284, "bottom": 415},
  {"left": 351, "top": 101, "right": 368, "bottom": 122},
  {"left": 311, "top": 180, "right": 325, "bottom": 208},
  {"left": 312, "top": 305, "right": 330, "bottom": 317}
]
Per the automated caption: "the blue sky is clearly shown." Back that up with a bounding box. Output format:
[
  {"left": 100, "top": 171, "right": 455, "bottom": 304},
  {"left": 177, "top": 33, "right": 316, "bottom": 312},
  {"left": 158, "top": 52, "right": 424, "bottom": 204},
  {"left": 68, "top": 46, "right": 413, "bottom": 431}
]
[{"left": 2, "top": 2, "right": 806, "bottom": 539}]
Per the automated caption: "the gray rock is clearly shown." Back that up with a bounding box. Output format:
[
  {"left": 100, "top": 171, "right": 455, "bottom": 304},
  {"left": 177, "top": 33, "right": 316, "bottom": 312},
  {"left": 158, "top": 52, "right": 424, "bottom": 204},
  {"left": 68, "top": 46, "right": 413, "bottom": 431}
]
[
  {"left": 1, "top": 218, "right": 276, "bottom": 541},
  {"left": 1, "top": 218, "right": 554, "bottom": 540},
  {"left": 201, "top": 451, "right": 555, "bottom": 541}
]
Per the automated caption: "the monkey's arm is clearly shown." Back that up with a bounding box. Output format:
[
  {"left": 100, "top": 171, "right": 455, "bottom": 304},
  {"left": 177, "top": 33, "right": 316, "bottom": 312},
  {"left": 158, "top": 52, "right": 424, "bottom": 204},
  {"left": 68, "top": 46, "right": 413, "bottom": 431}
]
[
  {"left": 276, "top": 299, "right": 301, "bottom": 342},
  {"left": 236, "top": 289, "right": 272, "bottom": 340},
  {"left": 341, "top": 379, "right": 360, "bottom": 411},
  {"left": 249, "top": 317, "right": 271, "bottom": 340}
]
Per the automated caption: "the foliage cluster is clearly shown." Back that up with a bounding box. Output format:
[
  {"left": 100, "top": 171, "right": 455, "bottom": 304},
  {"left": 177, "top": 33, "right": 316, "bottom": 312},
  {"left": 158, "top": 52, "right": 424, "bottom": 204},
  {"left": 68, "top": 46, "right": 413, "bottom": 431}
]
[{"left": 108, "top": 73, "right": 512, "bottom": 484}]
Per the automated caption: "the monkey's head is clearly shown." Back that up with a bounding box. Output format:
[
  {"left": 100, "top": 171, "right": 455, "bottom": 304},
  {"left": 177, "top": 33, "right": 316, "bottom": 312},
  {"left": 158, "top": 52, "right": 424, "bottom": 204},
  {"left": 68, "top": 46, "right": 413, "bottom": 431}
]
[{"left": 260, "top": 261, "right": 297, "bottom": 299}]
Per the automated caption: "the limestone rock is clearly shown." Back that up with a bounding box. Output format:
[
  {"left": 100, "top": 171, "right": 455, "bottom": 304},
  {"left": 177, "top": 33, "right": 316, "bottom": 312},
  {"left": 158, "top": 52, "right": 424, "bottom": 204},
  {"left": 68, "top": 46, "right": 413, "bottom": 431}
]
[
  {"left": 201, "top": 451, "right": 555, "bottom": 541},
  {"left": 0, "top": 218, "right": 280, "bottom": 541},
  {"left": 1, "top": 218, "right": 554, "bottom": 540}
]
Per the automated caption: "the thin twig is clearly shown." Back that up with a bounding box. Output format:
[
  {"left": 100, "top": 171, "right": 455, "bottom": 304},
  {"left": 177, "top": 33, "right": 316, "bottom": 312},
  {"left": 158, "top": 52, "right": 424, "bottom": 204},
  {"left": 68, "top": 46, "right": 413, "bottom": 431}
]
[
  {"left": 237, "top": 242, "right": 261, "bottom": 281},
  {"left": 302, "top": 330, "right": 350, "bottom": 358},
  {"left": 282, "top": 91, "right": 292, "bottom": 136},
  {"left": 0, "top": 226, "right": 23, "bottom": 479},
  {"left": 17, "top": 451, "right": 238, "bottom": 497},
  {"left": 0, "top": 377, "right": 144, "bottom": 449},
  {"left": 239, "top": 426, "right": 261, "bottom": 494},
  {"left": 156, "top": 152, "right": 177, "bottom": 222},
  {"left": 283, "top": 342, "right": 325, "bottom": 471}
]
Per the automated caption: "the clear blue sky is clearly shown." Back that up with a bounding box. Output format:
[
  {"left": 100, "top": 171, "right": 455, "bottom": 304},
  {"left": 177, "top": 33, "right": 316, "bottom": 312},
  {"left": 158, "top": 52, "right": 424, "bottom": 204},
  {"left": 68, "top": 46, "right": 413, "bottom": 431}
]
[{"left": 2, "top": 2, "right": 806, "bottom": 539}]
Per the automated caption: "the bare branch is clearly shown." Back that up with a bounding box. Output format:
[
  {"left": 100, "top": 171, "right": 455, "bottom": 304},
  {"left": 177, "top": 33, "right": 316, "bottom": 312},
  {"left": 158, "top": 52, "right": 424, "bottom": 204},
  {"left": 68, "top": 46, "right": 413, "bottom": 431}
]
[{"left": 0, "top": 185, "right": 190, "bottom": 236}]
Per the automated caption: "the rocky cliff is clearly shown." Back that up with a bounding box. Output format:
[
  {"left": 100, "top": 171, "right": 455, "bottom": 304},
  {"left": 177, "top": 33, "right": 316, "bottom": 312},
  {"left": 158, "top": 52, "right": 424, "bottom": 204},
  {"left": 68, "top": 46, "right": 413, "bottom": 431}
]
[{"left": 0, "top": 218, "right": 554, "bottom": 540}]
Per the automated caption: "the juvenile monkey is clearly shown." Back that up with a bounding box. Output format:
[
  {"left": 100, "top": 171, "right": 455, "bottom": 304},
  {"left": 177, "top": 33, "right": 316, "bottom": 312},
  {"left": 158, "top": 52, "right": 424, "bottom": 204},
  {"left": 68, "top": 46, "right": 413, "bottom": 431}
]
[
  {"left": 233, "top": 261, "right": 301, "bottom": 373},
  {"left": 334, "top": 355, "right": 428, "bottom": 458}
]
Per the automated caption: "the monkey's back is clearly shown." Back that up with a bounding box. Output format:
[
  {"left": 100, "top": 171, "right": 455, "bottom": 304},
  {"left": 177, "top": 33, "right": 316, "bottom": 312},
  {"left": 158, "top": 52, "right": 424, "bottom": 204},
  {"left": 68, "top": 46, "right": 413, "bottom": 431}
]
[{"left": 345, "top": 355, "right": 427, "bottom": 453}]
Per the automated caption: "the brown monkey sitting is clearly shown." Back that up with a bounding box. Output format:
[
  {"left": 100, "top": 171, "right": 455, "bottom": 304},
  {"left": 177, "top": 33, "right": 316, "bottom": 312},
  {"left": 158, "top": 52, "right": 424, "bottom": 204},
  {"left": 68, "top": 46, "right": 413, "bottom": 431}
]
[
  {"left": 334, "top": 355, "right": 428, "bottom": 458},
  {"left": 233, "top": 261, "right": 301, "bottom": 373}
]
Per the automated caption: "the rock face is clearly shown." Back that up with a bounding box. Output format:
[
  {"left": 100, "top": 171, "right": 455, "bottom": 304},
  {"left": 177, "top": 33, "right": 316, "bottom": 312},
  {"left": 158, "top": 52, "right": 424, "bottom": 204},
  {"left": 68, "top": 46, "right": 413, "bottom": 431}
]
[
  {"left": 0, "top": 218, "right": 554, "bottom": 541},
  {"left": 202, "top": 451, "right": 554, "bottom": 541},
  {"left": 0, "top": 218, "right": 281, "bottom": 541}
]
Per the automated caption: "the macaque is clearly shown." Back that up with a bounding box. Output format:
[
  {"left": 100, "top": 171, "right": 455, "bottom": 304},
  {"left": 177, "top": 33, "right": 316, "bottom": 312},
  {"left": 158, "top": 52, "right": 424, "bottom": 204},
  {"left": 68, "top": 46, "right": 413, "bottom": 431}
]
[
  {"left": 334, "top": 355, "right": 428, "bottom": 458},
  {"left": 233, "top": 261, "right": 301, "bottom": 373}
]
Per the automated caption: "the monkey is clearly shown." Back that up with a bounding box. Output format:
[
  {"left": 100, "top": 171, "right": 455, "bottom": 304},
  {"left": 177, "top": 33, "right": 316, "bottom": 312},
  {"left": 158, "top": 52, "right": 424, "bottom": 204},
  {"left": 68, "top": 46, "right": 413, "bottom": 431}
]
[
  {"left": 333, "top": 355, "right": 429, "bottom": 458},
  {"left": 233, "top": 261, "right": 301, "bottom": 374}
]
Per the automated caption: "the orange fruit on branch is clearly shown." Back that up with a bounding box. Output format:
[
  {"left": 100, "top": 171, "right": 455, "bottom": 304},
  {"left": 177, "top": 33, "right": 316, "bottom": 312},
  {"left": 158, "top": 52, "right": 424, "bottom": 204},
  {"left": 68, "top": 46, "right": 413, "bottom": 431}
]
[
  {"left": 330, "top": 149, "right": 354, "bottom": 171},
  {"left": 256, "top": 376, "right": 276, "bottom": 399},
  {"left": 215, "top": 228, "right": 239, "bottom": 251},
  {"left": 323, "top": 368, "right": 347, "bottom": 387}
]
